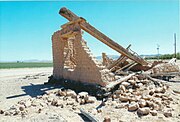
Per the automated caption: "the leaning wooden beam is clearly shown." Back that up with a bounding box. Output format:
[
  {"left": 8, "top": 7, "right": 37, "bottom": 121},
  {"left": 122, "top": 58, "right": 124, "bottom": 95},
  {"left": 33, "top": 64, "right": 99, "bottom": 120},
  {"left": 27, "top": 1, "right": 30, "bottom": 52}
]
[
  {"left": 59, "top": 7, "right": 148, "bottom": 66},
  {"left": 106, "top": 73, "right": 135, "bottom": 89},
  {"left": 124, "top": 62, "right": 138, "bottom": 72},
  {"left": 115, "top": 61, "right": 135, "bottom": 74},
  {"left": 80, "top": 108, "right": 99, "bottom": 122},
  {"left": 109, "top": 56, "right": 127, "bottom": 70},
  {"left": 108, "top": 44, "right": 131, "bottom": 70}
]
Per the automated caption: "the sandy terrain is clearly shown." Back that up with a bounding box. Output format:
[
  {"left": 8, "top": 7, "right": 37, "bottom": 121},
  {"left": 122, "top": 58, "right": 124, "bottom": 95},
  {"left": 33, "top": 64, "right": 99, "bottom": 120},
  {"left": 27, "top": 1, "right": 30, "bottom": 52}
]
[
  {"left": 0, "top": 66, "right": 180, "bottom": 122},
  {"left": 0, "top": 68, "right": 53, "bottom": 110}
]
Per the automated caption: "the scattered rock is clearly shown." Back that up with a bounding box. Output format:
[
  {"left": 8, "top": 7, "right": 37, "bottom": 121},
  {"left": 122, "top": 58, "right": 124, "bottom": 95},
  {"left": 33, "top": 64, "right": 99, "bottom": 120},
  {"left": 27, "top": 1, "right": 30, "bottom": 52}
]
[
  {"left": 78, "top": 92, "right": 88, "bottom": 98},
  {"left": 86, "top": 96, "right": 96, "bottom": 103},
  {"left": 164, "top": 111, "right": 172, "bottom": 117},
  {"left": 119, "top": 85, "right": 126, "bottom": 92},
  {"left": 150, "top": 110, "right": 157, "bottom": 116},
  {"left": 66, "top": 100, "right": 74, "bottom": 105},
  {"left": 97, "top": 108, "right": 102, "bottom": 113},
  {"left": 136, "top": 83, "right": 143, "bottom": 88},
  {"left": 137, "top": 107, "right": 150, "bottom": 115},
  {"left": 38, "top": 108, "right": 42, "bottom": 113},
  {"left": 24, "top": 100, "right": 31, "bottom": 108},
  {"left": 58, "top": 90, "right": 67, "bottom": 96},
  {"left": 119, "top": 95, "right": 129, "bottom": 102},
  {"left": 0, "top": 109, "right": 4, "bottom": 114},
  {"left": 56, "top": 100, "right": 63, "bottom": 107},
  {"left": 121, "top": 82, "right": 130, "bottom": 87},
  {"left": 142, "top": 95, "right": 152, "bottom": 100},
  {"left": 149, "top": 90, "right": 154, "bottom": 96},
  {"left": 51, "top": 99, "right": 58, "bottom": 106},
  {"left": 138, "top": 99, "right": 146, "bottom": 108},
  {"left": 128, "top": 103, "right": 139, "bottom": 111},
  {"left": 5, "top": 111, "right": 10, "bottom": 116},
  {"left": 128, "top": 89, "right": 133, "bottom": 93},
  {"left": 153, "top": 103, "right": 160, "bottom": 110},
  {"left": 19, "top": 105, "right": 25, "bottom": 111},
  {"left": 80, "top": 98, "right": 85, "bottom": 105},
  {"left": 155, "top": 87, "right": 165, "bottom": 93},
  {"left": 146, "top": 101, "right": 153, "bottom": 108},
  {"left": 40, "top": 102, "right": 47, "bottom": 107},
  {"left": 66, "top": 90, "right": 77, "bottom": 98},
  {"left": 128, "top": 80, "right": 136, "bottom": 85},
  {"left": 103, "top": 117, "right": 111, "bottom": 122},
  {"left": 47, "top": 97, "right": 54, "bottom": 103}
]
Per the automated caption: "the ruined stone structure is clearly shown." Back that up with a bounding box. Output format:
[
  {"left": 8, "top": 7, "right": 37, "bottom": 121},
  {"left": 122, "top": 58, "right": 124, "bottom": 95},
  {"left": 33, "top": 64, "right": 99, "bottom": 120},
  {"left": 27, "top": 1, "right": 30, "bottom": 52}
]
[
  {"left": 51, "top": 7, "right": 149, "bottom": 88},
  {"left": 51, "top": 7, "right": 180, "bottom": 89},
  {"left": 52, "top": 23, "right": 115, "bottom": 86}
]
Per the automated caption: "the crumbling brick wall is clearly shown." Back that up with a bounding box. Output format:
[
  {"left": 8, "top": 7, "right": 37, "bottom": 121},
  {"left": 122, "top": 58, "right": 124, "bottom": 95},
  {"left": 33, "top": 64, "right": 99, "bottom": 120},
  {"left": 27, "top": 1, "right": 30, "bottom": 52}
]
[{"left": 52, "top": 24, "right": 115, "bottom": 86}]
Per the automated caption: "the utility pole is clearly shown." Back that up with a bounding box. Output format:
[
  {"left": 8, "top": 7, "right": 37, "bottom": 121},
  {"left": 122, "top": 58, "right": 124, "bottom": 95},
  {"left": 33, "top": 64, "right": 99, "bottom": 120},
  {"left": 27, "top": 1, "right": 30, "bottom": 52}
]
[
  {"left": 174, "top": 33, "right": 176, "bottom": 59},
  {"left": 157, "top": 44, "right": 160, "bottom": 60}
]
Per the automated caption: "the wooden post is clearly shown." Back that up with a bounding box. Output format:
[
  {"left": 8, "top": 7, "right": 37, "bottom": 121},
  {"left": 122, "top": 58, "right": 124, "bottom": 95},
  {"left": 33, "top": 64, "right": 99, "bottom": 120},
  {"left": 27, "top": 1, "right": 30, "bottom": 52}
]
[{"left": 174, "top": 33, "right": 176, "bottom": 59}]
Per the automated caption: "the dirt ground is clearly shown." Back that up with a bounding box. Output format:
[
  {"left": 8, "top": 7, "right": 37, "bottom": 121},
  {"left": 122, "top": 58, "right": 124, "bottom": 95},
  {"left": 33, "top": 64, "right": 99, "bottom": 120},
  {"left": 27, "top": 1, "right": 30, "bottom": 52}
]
[{"left": 0, "top": 62, "right": 180, "bottom": 122}]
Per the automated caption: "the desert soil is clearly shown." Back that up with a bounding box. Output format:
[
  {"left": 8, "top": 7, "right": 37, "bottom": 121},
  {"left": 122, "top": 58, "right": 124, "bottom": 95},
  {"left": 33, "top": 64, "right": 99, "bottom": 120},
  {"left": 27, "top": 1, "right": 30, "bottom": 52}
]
[{"left": 0, "top": 65, "right": 180, "bottom": 122}]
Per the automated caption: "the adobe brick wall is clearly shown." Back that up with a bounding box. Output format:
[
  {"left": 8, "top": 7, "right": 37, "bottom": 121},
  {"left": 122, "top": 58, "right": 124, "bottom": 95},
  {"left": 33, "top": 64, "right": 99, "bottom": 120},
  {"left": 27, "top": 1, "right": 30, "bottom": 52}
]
[{"left": 52, "top": 25, "right": 116, "bottom": 86}]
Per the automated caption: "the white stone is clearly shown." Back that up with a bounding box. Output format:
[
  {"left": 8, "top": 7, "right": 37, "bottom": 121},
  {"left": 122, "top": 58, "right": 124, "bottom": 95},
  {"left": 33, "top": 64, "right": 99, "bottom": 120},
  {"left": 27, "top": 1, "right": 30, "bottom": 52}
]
[
  {"left": 138, "top": 99, "right": 146, "bottom": 108},
  {"left": 150, "top": 110, "right": 157, "bottom": 116},
  {"left": 119, "top": 96, "right": 129, "bottom": 102},
  {"left": 142, "top": 95, "right": 152, "bottom": 100},
  {"left": 78, "top": 92, "right": 88, "bottom": 98},
  {"left": 137, "top": 107, "right": 150, "bottom": 115},
  {"left": 86, "top": 96, "right": 96, "bottom": 103},
  {"left": 121, "top": 82, "right": 130, "bottom": 87},
  {"left": 58, "top": 91, "right": 67, "bottom": 96},
  {"left": 66, "top": 90, "right": 77, "bottom": 98},
  {"left": 163, "top": 111, "right": 172, "bottom": 117},
  {"left": 24, "top": 100, "right": 31, "bottom": 108},
  {"left": 128, "top": 80, "right": 136, "bottom": 85},
  {"left": 137, "top": 83, "right": 143, "bottom": 88},
  {"left": 119, "top": 85, "right": 126, "bottom": 92},
  {"left": 128, "top": 103, "right": 139, "bottom": 111}
]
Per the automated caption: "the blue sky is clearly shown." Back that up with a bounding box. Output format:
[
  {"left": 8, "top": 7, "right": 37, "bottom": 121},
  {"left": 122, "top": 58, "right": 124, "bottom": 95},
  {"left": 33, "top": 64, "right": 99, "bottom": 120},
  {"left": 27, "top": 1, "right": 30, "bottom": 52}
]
[{"left": 0, "top": 1, "right": 179, "bottom": 61}]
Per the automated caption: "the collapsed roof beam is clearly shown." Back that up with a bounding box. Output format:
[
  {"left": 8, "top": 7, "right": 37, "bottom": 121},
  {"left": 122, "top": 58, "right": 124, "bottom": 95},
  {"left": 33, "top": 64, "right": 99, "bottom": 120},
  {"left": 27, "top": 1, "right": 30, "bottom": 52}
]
[{"left": 59, "top": 7, "right": 148, "bottom": 66}]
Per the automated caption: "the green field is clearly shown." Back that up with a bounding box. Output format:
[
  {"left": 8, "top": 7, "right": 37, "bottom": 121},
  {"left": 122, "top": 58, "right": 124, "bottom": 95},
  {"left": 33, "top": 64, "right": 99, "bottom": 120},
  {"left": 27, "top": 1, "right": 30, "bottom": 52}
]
[{"left": 0, "top": 62, "right": 53, "bottom": 69}]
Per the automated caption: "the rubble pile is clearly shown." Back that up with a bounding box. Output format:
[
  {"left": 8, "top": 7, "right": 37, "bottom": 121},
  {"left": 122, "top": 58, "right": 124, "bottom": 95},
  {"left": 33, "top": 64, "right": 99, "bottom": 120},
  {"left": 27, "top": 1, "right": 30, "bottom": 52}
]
[
  {"left": 0, "top": 74, "right": 178, "bottom": 119},
  {"left": 107, "top": 75, "right": 176, "bottom": 117},
  {"left": 0, "top": 88, "right": 97, "bottom": 118}
]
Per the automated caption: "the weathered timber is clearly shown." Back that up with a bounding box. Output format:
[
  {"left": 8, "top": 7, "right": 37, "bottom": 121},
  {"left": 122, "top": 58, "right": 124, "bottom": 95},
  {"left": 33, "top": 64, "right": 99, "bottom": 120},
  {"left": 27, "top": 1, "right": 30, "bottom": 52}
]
[
  {"left": 108, "top": 44, "right": 131, "bottom": 70},
  {"left": 124, "top": 62, "right": 138, "bottom": 72},
  {"left": 59, "top": 7, "right": 148, "bottom": 66},
  {"left": 109, "top": 56, "right": 127, "bottom": 72},
  {"left": 115, "top": 61, "right": 135, "bottom": 74},
  {"left": 106, "top": 73, "right": 135, "bottom": 89}
]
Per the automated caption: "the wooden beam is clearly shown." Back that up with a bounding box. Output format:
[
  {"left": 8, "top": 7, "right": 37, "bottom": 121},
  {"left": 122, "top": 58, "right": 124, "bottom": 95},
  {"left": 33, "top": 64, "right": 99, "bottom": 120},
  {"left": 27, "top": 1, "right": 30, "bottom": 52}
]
[
  {"left": 124, "top": 62, "right": 138, "bottom": 72},
  {"left": 108, "top": 44, "right": 131, "bottom": 70},
  {"left": 106, "top": 73, "right": 135, "bottom": 89},
  {"left": 59, "top": 7, "right": 148, "bottom": 66},
  {"left": 109, "top": 56, "right": 127, "bottom": 71},
  {"left": 115, "top": 61, "right": 135, "bottom": 74}
]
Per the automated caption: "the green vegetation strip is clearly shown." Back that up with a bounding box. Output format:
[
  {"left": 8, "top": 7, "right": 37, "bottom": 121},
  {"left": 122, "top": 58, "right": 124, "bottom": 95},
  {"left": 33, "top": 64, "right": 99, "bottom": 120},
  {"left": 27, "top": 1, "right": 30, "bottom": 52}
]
[
  {"left": 0, "top": 62, "right": 53, "bottom": 69},
  {"left": 146, "top": 53, "right": 180, "bottom": 60}
]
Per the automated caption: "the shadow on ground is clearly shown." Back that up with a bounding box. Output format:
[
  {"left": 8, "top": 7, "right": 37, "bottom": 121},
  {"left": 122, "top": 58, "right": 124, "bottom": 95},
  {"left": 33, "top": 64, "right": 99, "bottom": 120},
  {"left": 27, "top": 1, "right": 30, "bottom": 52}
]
[{"left": 7, "top": 83, "right": 62, "bottom": 99}]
